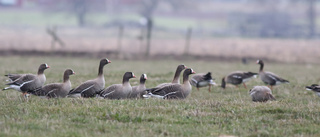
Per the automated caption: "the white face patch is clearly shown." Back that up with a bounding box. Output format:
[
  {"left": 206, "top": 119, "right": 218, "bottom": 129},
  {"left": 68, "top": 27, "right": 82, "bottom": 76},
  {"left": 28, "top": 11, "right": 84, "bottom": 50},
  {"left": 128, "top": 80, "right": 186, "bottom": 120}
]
[
  {"left": 105, "top": 58, "right": 110, "bottom": 63},
  {"left": 45, "top": 64, "right": 48, "bottom": 68},
  {"left": 132, "top": 72, "right": 135, "bottom": 77},
  {"left": 256, "top": 60, "right": 260, "bottom": 63},
  {"left": 143, "top": 74, "right": 147, "bottom": 79},
  {"left": 190, "top": 69, "right": 195, "bottom": 73}
]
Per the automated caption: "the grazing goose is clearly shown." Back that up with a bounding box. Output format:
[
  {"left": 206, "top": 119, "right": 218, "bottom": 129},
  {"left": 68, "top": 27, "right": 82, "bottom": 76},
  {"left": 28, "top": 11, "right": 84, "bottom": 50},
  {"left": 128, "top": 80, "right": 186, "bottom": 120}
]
[
  {"left": 156, "top": 64, "right": 187, "bottom": 88},
  {"left": 221, "top": 71, "right": 257, "bottom": 89},
  {"left": 306, "top": 84, "right": 320, "bottom": 97},
  {"left": 144, "top": 68, "right": 195, "bottom": 99},
  {"left": 249, "top": 86, "right": 276, "bottom": 102},
  {"left": 99, "top": 72, "right": 136, "bottom": 99},
  {"left": 33, "top": 69, "right": 75, "bottom": 98},
  {"left": 128, "top": 74, "right": 147, "bottom": 99},
  {"left": 189, "top": 72, "right": 216, "bottom": 92},
  {"left": 3, "top": 64, "right": 50, "bottom": 97},
  {"left": 68, "top": 58, "right": 111, "bottom": 98},
  {"left": 256, "top": 60, "right": 289, "bottom": 89}
]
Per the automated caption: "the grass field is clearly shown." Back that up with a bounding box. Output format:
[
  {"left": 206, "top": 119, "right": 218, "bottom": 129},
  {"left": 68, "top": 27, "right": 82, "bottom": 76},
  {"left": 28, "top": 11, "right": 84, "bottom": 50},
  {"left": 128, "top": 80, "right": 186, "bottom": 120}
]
[{"left": 1, "top": 56, "right": 320, "bottom": 136}]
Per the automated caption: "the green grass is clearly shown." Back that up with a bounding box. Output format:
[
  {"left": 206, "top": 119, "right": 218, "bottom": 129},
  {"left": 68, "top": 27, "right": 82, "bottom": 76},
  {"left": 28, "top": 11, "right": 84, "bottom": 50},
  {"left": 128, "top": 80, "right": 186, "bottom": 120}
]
[
  {"left": 0, "top": 10, "right": 224, "bottom": 30},
  {"left": 1, "top": 56, "right": 320, "bottom": 136}
]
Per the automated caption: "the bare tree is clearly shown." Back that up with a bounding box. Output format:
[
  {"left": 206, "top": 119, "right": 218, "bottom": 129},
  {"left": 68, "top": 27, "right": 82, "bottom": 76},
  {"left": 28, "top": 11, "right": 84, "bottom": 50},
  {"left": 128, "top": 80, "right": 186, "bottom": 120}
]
[
  {"left": 138, "top": 0, "right": 159, "bottom": 57},
  {"left": 41, "top": 0, "right": 106, "bottom": 27},
  {"left": 308, "top": 0, "right": 316, "bottom": 38},
  {"left": 47, "top": 26, "right": 65, "bottom": 49},
  {"left": 72, "top": 0, "right": 87, "bottom": 27},
  {"left": 135, "top": 0, "right": 193, "bottom": 56}
]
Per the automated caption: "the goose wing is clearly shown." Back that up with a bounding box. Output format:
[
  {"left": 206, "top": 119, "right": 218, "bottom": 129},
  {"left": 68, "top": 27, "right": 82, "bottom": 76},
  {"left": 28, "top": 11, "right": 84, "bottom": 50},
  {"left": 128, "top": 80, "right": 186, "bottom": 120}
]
[
  {"left": 150, "top": 84, "right": 182, "bottom": 96},
  {"left": 68, "top": 80, "right": 101, "bottom": 97},
  {"left": 265, "top": 71, "right": 289, "bottom": 83},
  {"left": 227, "top": 73, "right": 244, "bottom": 85},
  {"left": 100, "top": 85, "right": 118, "bottom": 98},
  {"left": 5, "top": 74, "right": 25, "bottom": 82}
]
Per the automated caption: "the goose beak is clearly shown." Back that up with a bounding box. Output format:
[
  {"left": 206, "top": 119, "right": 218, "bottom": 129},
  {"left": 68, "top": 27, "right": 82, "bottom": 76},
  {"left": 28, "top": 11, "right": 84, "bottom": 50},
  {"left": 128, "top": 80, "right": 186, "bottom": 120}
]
[
  {"left": 47, "top": 66, "right": 50, "bottom": 68},
  {"left": 108, "top": 60, "right": 111, "bottom": 63},
  {"left": 133, "top": 75, "right": 136, "bottom": 78}
]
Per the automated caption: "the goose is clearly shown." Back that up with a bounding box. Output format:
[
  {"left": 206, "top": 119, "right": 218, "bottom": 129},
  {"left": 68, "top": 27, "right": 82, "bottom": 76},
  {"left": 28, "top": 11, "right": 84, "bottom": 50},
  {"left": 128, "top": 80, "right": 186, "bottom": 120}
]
[
  {"left": 128, "top": 74, "right": 147, "bottom": 99},
  {"left": 156, "top": 64, "right": 187, "bottom": 88},
  {"left": 144, "top": 68, "right": 195, "bottom": 99},
  {"left": 306, "top": 84, "right": 320, "bottom": 97},
  {"left": 221, "top": 71, "right": 257, "bottom": 89},
  {"left": 249, "top": 86, "right": 276, "bottom": 102},
  {"left": 256, "top": 60, "right": 289, "bottom": 89},
  {"left": 99, "top": 72, "right": 136, "bottom": 99},
  {"left": 32, "top": 69, "right": 75, "bottom": 98},
  {"left": 68, "top": 58, "right": 111, "bottom": 98},
  {"left": 189, "top": 72, "right": 216, "bottom": 92},
  {"left": 3, "top": 64, "right": 50, "bottom": 97}
]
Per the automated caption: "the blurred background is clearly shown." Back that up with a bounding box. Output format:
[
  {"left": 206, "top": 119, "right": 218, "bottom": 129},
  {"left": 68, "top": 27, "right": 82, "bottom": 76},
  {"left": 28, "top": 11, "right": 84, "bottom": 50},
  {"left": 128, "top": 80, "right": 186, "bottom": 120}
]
[{"left": 0, "top": 0, "right": 320, "bottom": 63}]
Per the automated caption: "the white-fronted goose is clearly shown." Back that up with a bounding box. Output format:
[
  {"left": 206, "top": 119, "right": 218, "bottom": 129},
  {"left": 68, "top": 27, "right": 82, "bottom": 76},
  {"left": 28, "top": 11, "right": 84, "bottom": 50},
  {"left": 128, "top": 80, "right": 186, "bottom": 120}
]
[
  {"left": 68, "top": 58, "right": 111, "bottom": 98},
  {"left": 249, "top": 86, "right": 276, "bottom": 102},
  {"left": 3, "top": 64, "right": 50, "bottom": 97},
  {"left": 189, "top": 72, "right": 216, "bottom": 92},
  {"left": 99, "top": 72, "right": 136, "bottom": 99},
  {"left": 221, "top": 71, "right": 257, "bottom": 89},
  {"left": 144, "top": 68, "right": 195, "bottom": 99},
  {"left": 33, "top": 69, "right": 75, "bottom": 98},
  {"left": 156, "top": 64, "right": 187, "bottom": 88},
  {"left": 256, "top": 60, "right": 289, "bottom": 89},
  {"left": 306, "top": 84, "right": 320, "bottom": 97},
  {"left": 128, "top": 74, "right": 147, "bottom": 98}
]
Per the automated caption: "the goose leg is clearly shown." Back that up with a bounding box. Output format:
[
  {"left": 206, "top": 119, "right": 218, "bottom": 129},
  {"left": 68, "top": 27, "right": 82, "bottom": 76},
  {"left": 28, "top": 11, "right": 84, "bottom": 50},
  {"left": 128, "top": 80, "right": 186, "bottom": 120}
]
[
  {"left": 22, "top": 92, "right": 29, "bottom": 100},
  {"left": 243, "top": 83, "right": 247, "bottom": 89},
  {"left": 208, "top": 85, "right": 211, "bottom": 92},
  {"left": 267, "top": 85, "right": 273, "bottom": 90},
  {"left": 197, "top": 87, "right": 199, "bottom": 91}
]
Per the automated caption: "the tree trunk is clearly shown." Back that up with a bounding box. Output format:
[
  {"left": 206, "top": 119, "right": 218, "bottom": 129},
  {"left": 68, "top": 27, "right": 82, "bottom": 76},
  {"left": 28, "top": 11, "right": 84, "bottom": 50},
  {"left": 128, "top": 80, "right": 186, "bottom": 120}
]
[
  {"left": 74, "top": 0, "right": 87, "bottom": 27},
  {"left": 308, "top": 0, "right": 316, "bottom": 38}
]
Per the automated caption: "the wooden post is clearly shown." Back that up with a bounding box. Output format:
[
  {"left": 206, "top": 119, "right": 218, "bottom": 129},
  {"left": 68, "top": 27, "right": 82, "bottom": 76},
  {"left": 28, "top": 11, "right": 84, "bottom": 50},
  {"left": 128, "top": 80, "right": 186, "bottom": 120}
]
[
  {"left": 145, "top": 17, "right": 153, "bottom": 57},
  {"left": 184, "top": 27, "right": 192, "bottom": 56},
  {"left": 138, "top": 27, "right": 145, "bottom": 53},
  {"left": 117, "top": 25, "right": 124, "bottom": 58}
]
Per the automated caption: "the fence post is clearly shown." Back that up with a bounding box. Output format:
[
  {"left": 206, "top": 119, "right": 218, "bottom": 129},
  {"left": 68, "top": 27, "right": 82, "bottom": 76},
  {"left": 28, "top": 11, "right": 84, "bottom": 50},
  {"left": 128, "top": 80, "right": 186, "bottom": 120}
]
[
  {"left": 145, "top": 18, "right": 153, "bottom": 57},
  {"left": 184, "top": 27, "right": 192, "bottom": 56},
  {"left": 117, "top": 25, "right": 124, "bottom": 58}
]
